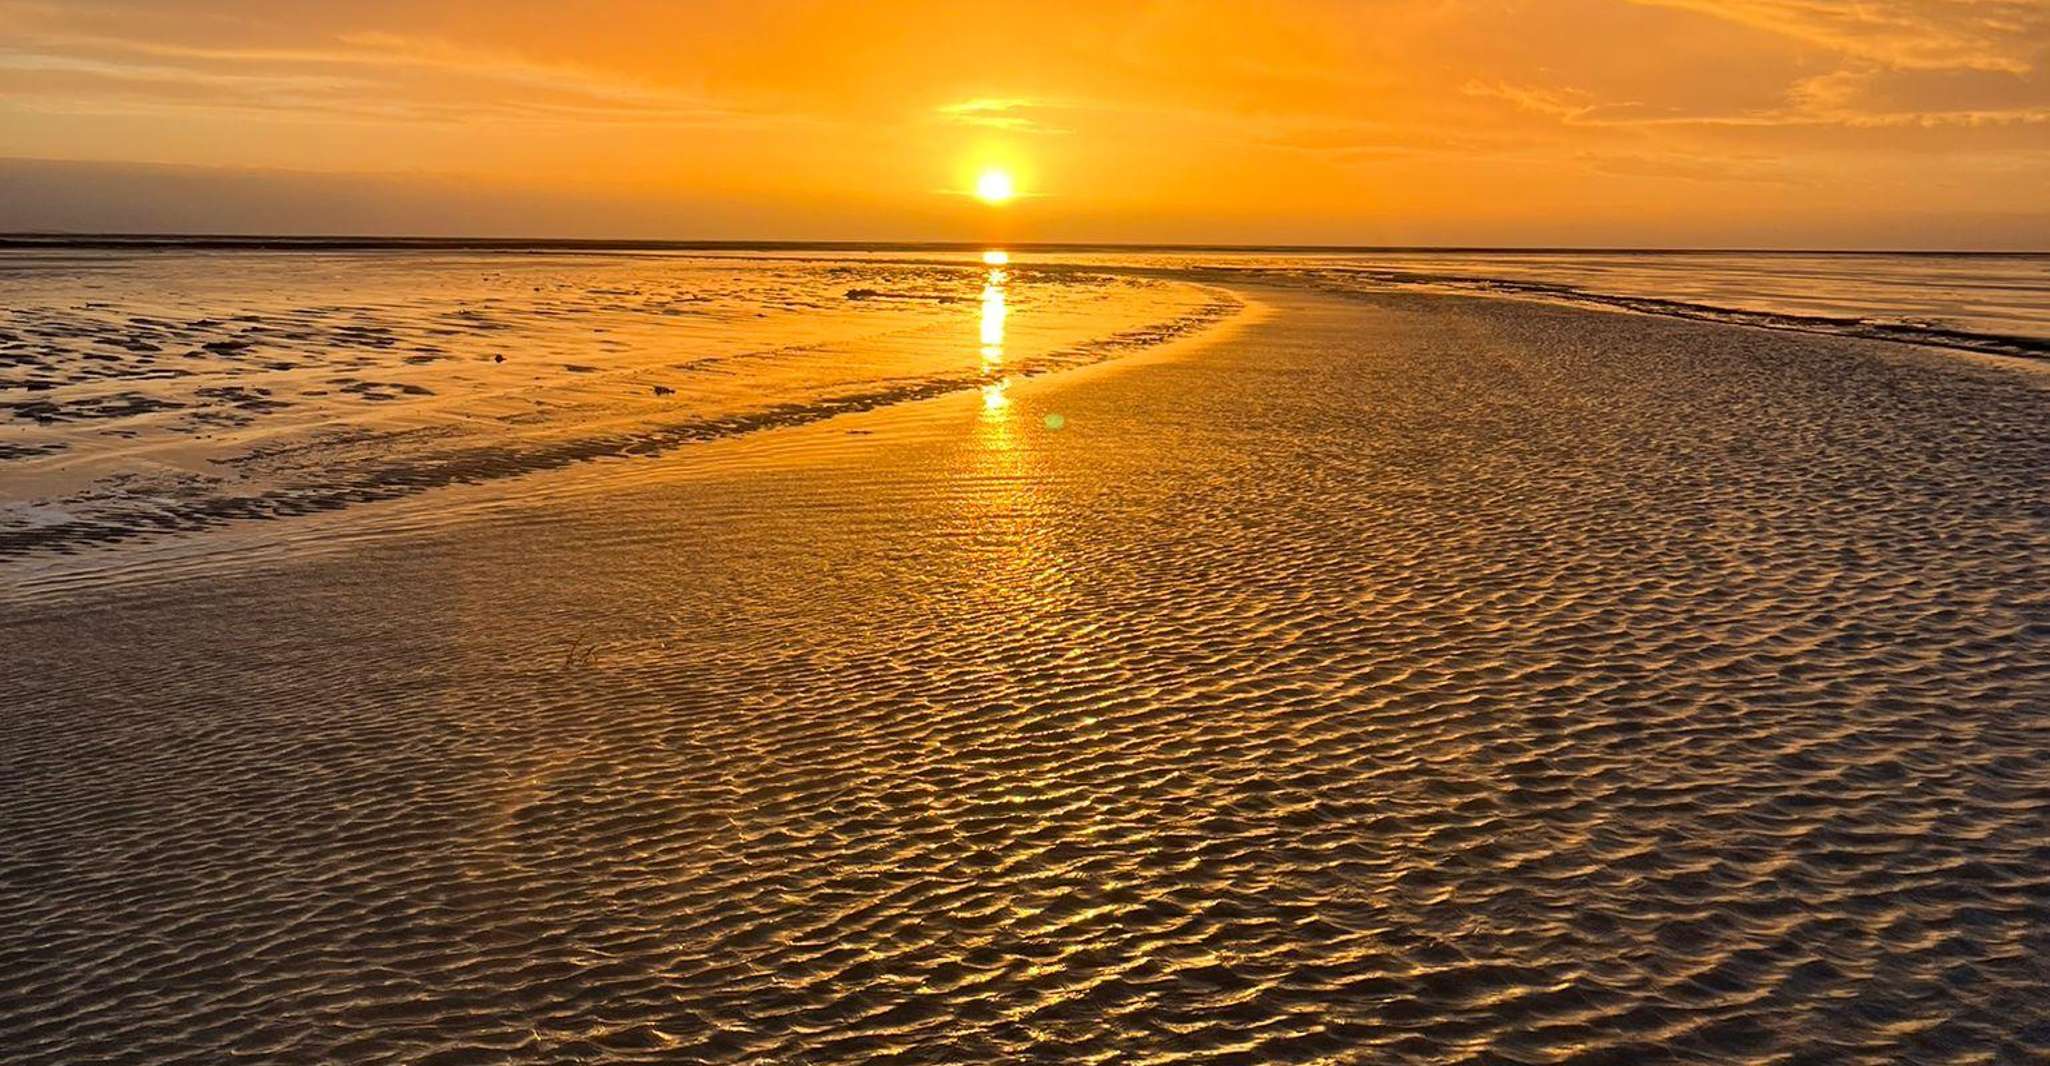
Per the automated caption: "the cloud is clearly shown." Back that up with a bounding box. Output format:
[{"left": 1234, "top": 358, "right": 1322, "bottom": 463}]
[
  {"left": 0, "top": 50, "right": 360, "bottom": 92},
  {"left": 1580, "top": 151, "right": 1799, "bottom": 184},
  {"left": 936, "top": 97, "right": 1071, "bottom": 133},
  {"left": 1462, "top": 81, "right": 1606, "bottom": 122},
  {"left": 0, "top": 21, "right": 745, "bottom": 126},
  {"left": 1468, "top": 71, "right": 2050, "bottom": 131},
  {"left": 1626, "top": 0, "right": 2049, "bottom": 72}
]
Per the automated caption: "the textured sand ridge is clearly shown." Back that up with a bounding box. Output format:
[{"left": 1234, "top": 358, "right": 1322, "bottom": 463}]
[{"left": 3, "top": 287, "right": 2049, "bottom": 1063}]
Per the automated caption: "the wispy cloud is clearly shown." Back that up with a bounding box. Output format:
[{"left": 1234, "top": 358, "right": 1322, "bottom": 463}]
[
  {"left": 1580, "top": 151, "right": 1799, "bottom": 184},
  {"left": 1468, "top": 75, "right": 2050, "bottom": 130},
  {"left": 0, "top": 50, "right": 361, "bottom": 92},
  {"left": 1627, "top": 0, "right": 2048, "bottom": 73},
  {"left": 0, "top": 24, "right": 746, "bottom": 127},
  {"left": 1461, "top": 81, "right": 1608, "bottom": 122},
  {"left": 936, "top": 97, "right": 1071, "bottom": 133}
]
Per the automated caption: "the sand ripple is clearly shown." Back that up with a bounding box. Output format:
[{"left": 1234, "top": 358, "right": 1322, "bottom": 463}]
[{"left": 3, "top": 287, "right": 2048, "bottom": 1062}]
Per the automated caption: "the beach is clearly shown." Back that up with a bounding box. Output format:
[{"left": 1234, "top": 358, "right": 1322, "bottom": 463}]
[{"left": 5, "top": 275, "right": 2050, "bottom": 1063}]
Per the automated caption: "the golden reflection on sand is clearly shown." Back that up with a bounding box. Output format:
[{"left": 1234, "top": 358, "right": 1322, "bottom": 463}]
[
  {"left": 979, "top": 250, "right": 1013, "bottom": 431},
  {"left": 980, "top": 251, "right": 1008, "bottom": 364},
  {"left": 973, "top": 253, "right": 1022, "bottom": 457}
]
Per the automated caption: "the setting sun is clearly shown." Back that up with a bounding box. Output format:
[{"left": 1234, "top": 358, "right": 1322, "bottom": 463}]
[{"left": 974, "top": 169, "right": 1016, "bottom": 205}]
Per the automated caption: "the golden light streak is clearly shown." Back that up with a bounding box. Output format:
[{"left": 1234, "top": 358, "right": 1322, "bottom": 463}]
[{"left": 979, "top": 251, "right": 1007, "bottom": 362}]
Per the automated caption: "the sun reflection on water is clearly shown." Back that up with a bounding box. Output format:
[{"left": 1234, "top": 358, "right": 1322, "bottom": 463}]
[
  {"left": 979, "top": 250, "right": 1011, "bottom": 429},
  {"left": 980, "top": 254, "right": 1007, "bottom": 363}
]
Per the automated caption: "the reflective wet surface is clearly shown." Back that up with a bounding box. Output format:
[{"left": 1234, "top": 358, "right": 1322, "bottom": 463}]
[
  {"left": 5, "top": 283, "right": 2049, "bottom": 1063},
  {"left": 0, "top": 249, "right": 1232, "bottom": 554}
]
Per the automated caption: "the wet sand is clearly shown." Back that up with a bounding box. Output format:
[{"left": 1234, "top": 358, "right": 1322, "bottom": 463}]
[
  {"left": 5, "top": 285, "right": 2050, "bottom": 1063},
  {"left": 0, "top": 250, "right": 1232, "bottom": 555}
]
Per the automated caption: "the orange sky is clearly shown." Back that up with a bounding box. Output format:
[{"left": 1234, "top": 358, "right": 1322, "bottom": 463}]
[{"left": 2, "top": 0, "right": 2046, "bottom": 247}]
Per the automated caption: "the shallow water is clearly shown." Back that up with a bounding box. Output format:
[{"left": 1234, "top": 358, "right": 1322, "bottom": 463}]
[
  {"left": 6, "top": 246, "right": 2047, "bottom": 563},
  {"left": 0, "top": 249, "right": 1233, "bottom": 554},
  {"left": 944, "top": 248, "right": 2050, "bottom": 357}
]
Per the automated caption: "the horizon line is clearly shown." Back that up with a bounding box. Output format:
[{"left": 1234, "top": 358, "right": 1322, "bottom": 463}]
[{"left": 2, "top": 232, "right": 2045, "bottom": 257}]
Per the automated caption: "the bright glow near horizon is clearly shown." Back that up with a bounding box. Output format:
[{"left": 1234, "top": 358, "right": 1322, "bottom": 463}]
[{"left": 975, "top": 170, "right": 1016, "bottom": 205}]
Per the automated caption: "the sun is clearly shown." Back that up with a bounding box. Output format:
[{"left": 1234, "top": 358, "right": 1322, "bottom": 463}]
[{"left": 974, "top": 169, "right": 1016, "bottom": 205}]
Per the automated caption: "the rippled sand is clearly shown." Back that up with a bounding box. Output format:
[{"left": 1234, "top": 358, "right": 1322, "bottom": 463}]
[{"left": 5, "top": 285, "right": 2050, "bottom": 1063}]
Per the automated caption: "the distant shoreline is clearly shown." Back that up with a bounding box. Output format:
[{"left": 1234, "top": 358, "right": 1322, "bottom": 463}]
[{"left": 2, "top": 233, "right": 2045, "bottom": 257}]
